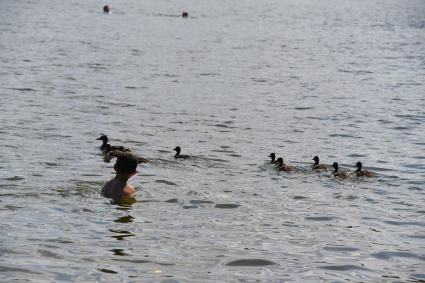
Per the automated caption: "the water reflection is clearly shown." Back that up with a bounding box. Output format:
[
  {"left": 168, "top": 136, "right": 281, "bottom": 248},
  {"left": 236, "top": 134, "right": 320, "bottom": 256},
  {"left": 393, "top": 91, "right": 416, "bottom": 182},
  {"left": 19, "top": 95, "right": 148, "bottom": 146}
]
[
  {"left": 110, "top": 249, "right": 129, "bottom": 256},
  {"left": 110, "top": 196, "right": 136, "bottom": 207},
  {"left": 2, "top": 0, "right": 425, "bottom": 281},
  {"left": 108, "top": 198, "right": 136, "bottom": 242},
  {"left": 113, "top": 215, "right": 134, "bottom": 224}
]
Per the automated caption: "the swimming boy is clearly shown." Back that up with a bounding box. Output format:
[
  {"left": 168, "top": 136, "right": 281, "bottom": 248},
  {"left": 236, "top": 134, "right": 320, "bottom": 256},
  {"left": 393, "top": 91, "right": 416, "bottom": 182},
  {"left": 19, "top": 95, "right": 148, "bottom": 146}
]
[{"left": 101, "top": 153, "right": 137, "bottom": 200}]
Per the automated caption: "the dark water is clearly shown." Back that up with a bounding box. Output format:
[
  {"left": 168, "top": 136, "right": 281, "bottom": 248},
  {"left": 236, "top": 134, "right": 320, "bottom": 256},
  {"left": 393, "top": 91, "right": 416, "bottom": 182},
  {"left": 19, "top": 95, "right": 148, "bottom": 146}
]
[{"left": 1, "top": 0, "right": 425, "bottom": 281}]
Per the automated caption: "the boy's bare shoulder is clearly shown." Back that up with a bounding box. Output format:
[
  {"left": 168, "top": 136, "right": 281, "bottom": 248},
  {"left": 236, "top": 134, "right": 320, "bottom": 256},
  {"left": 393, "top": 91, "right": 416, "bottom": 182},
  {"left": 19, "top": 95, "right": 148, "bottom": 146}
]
[
  {"left": 123, "top": 184, "right": 136, "bottom": 196},
  {"left": 101, "top": 179, "right": 114, "bottom": 197},
  {"left": 101, "top": 178, "right": 135, "bottom": 199}
]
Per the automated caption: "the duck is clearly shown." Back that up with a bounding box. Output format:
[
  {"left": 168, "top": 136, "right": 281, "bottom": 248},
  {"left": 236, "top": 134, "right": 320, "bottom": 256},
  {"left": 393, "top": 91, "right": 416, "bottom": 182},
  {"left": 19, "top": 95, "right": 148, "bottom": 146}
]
[
  {"left": 173, "top": 146, "right": 190, "bottom": 159},
  {"left": 275, "top": 157, "right": 293, "bottom": 172},
  {"left": 96, "top": 135, "right": 130, "bottom": 152},
  {"left": 332, "top": 162, "right": 348, "bottom": 179},
  {"left": 269, "top": 153, "right": 276, "bottom": 164},
  {"left": 312, "top": 156, "right": 327, "bottom": 170},
  {"left": 182, "top": 11, "right": 188, "bottom": 18},
  {"left": 355, "top": 161, "right": 374, "bottom": 177}
]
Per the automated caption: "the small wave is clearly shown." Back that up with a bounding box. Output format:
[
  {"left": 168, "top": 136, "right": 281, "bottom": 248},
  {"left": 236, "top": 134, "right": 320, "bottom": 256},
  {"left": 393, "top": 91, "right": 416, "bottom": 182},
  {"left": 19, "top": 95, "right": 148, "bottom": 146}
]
[
  {"left": 113, "top": 258, "right": 174, "bottom": 266},
  {"left": 383, "top": 220, "right": 424, "bottom": 227},
  {"left": 0, "top": 265, "right": 41, "bottom": 274},
  {"left": 198, "top": 73, "right": 221, "bottom": 77},
  {"left": 329, "top": 133, "right": 357, "bottom": 138},
  {"left": 323, "top": 246, "right": 359, "bottom": 252},
  {"left": 226, "top": 259, "right": 276, "bottom": 266},
  {"left": 2, "top": 176, "right": 24, "bottom": 181},
  {"left": 318, "top": 264, "right": 369, "bottom": 271},
  {"left": 190, "top": 200, "right": 214, "bottom": 204},
  {"left": 97, "top": 268, "right": 118, "bottom": 274},
  {"left": 215, "top": 203, "right": 240, "bottom": 209},
  {"left": 372, "top": 251, "right": 425, "bottom": 261},
  {"left": 155, "top": 180, "right": 178, "bottom": 186},
  {"left": 293, "top": 195, "right": 308, "bottom": 200},
  {"left": 305, "top": 216, "right": 337, "bottom": 221},
  {"left": 251, "top": 78, "right": 267, "bottom": 83},
  {"left": 9, "top": 87, "right": 37, "bottom": 92},
  {"left": 347, "top": 153, "right": 367, "bottom": 158},
  {"left": 183, "top": 205, "right": 199, "bottom": 209},
  {"left": 294, "top": 107, "right": 314, "bottom": 110}
]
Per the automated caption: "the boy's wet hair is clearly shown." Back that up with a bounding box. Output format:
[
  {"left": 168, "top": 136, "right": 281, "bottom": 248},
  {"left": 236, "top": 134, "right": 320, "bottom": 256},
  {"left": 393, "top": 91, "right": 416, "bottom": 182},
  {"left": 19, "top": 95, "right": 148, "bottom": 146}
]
[{"left": 115, "top": 153, "right": 138, "bottom": 174}]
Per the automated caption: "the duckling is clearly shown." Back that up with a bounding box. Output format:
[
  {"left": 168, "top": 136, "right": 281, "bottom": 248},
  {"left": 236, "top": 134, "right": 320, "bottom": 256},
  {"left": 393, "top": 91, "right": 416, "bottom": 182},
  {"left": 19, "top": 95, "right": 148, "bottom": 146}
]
[
  {"left": 173, "top": 146, "right": 190, "bottom": 159},
  {"left": 275, "top": 157, "right": 293, "bottom": 173},
  {"left": 96, "top": 135, "right": 130, "bottom": 152},
  {"left": 269, "top": 153, "right": 276, "bottom": 164},
  {"left": 355, "top": 161, "right": 374, "bottom": 177},
  {"left": 332, "top": 162, "right": 347, "bottom": 179},
  {"left": 312, "top": 156, "right": 327, "bottom": 170}
]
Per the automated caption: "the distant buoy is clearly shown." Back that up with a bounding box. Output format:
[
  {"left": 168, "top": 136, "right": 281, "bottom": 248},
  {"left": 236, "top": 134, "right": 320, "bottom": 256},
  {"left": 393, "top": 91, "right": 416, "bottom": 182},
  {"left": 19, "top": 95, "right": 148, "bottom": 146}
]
[
  {"left": 182, "top": 11, "right": 188, "bottom": 18},
  {"left": 103, "top": 5, "right": 111, "bottom": 14}
]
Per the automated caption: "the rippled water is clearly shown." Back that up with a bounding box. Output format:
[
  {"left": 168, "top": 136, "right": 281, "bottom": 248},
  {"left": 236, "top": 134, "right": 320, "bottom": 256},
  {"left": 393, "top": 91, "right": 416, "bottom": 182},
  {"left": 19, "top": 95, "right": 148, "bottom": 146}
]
[{"left": 1, "top": 0, "right": 425, "bottom": 281}]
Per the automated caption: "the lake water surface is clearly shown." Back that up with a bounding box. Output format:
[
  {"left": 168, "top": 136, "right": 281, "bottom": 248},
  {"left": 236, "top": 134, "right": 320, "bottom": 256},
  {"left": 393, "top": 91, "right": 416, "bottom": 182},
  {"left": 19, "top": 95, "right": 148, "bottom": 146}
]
[{"left": 1, "top": 0, "right": 425, "bottom": 282}]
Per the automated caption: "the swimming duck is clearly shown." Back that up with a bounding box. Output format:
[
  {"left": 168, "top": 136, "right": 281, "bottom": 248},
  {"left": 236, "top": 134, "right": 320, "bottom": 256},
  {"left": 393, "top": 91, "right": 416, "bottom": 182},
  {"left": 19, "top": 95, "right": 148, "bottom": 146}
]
[
  {"left": 269, "top": 153, "right": 276, "bottom": 164},
  {"left": 332, "top": 162, "right": 347, "bottom": 179},
  {"left": 312, "top": 156, "right": 327, "bottom": 170},
  {"left": 96, "top": 135, "right": 130, "bottom": 152},
  {"left": 275, "top": 157, "right": 293, "bottom": 172},
  {"left": 355, "top": 161, "right": 374, "bottom": 177},
  {"left": 173, "top": 146, "right": 190, "bottom": 159}
]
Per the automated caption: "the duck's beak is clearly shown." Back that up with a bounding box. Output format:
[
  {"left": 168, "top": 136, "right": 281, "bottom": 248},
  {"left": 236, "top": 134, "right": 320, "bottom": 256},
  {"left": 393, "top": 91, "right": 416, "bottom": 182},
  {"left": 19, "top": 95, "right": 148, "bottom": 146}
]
[{"left": 96, "top": 137, "right": 102, "bottom": 140}]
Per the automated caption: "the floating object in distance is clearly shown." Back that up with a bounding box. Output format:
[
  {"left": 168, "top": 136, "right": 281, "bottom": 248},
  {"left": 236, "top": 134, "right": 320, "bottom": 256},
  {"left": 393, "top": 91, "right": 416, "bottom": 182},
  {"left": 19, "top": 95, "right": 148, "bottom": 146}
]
[
  {"left": 103, "top": 5, "right": 111, "bottom": 14},
  {"left": 182, "top": 11, "right": 188, "bottom": 18}
]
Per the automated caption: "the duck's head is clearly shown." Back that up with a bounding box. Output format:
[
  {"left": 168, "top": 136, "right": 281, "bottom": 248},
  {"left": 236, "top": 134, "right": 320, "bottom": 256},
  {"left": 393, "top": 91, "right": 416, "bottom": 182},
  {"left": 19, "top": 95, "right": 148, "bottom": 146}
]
[
  {"left": 103, "top": 5, "right": 111, "bottom": 13},
  {"left": 355, "top": 161, "right": 362, "bottom": 171},
  {"left": 275, "top": 157, "right": 284, "bottom": 167},
  {"left": 312, "top": 156, "right": 319, "bottom": 165},
  {"left": 173, "top": 146, "right": 181, "bottom": 154},
  {"left": 96, "top": 135, "right": 108, "bottom": 143},
  {"left": 269, "top": 153, "right": 276, "bottom": 162},
  {"left": 332, "top": 162, "right": 339, "bottom": 172}
]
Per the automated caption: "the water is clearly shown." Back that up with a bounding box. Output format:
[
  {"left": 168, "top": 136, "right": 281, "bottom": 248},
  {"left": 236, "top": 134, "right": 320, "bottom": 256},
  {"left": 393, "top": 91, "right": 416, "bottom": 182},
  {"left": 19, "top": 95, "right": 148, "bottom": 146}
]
[{"left": 1, "top": 0, "right": 424, "bottom": 281}]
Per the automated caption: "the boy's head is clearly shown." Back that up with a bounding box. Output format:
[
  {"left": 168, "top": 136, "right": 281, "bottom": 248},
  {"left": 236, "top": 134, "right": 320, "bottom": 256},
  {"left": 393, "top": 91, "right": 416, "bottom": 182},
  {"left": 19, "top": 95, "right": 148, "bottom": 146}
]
[{"left": 114, "top": 153, "right": 138, "bottom": 175}]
